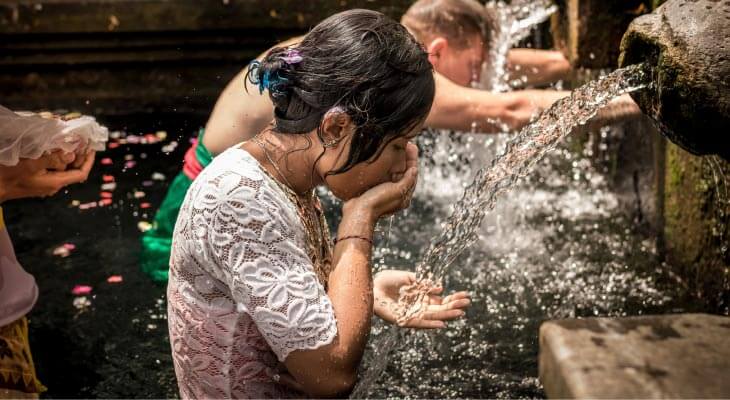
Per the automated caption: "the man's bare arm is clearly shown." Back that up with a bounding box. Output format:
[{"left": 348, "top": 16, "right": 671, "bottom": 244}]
[
  {"left": 426, "top": 72, "right": 569, "bottom": 133},
  {"left": 507, "top": 49, "right": 572, "bottom": 87}
]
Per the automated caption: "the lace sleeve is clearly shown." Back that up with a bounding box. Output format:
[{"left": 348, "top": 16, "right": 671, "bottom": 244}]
[{"left": 184, "top": 152, "right": 338, "bottom": 362}]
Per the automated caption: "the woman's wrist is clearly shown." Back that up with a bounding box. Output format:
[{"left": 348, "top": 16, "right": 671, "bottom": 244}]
[
  {"left": 334, "top": 235, "right": 373, "bottom": 246},
  {"left": 337, "top": 203, "right": 376, "bottom": 246},
  {"left": 341, "top": 200, "right": 377, "bottom": 227}
]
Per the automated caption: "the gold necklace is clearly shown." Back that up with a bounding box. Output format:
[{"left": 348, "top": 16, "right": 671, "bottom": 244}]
[{"left": 251, "top": 134, "right": 333, "bottom": 287}]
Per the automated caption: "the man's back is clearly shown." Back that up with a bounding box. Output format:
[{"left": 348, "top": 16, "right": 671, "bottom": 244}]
[{"left": 203, "top": 36, "right": 303, "bottom": 156}]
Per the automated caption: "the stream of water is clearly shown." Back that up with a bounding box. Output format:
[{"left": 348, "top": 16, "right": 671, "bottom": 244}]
[
  {"left": 415, "top": 64, "right": 649, "bottom": 291},
  {"left": 482, "top": 0, "right": 558, "bottom": 92},
  {"left": 351, "top": 63, "right": 652, "bottom": 398}
]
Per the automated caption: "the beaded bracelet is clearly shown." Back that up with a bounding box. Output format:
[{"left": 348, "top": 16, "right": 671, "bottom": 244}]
[{"left": 334, "top": 235, "right": 373, "bottom": 246}]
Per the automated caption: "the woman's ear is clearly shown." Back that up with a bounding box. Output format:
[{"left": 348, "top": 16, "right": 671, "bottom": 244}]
[
  {"left": 320, "top": 110, "right": 354, "bottom": 148},
  {"left": 426, "top": 37, "right": 448, "bottom": 68}
]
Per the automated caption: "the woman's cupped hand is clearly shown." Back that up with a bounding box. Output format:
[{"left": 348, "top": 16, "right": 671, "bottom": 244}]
[
  {"left": 373, "top": 269, "right": 471, "bottom": 329},
  {"left": 343, "top": 142, "right": 419, "bottom": 221},
  {"left": 0, "top": 149, "right": 95, "bottom": 203}
]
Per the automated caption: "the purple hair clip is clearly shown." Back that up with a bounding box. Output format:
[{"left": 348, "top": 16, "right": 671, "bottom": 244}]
[{"left": 281, "top": 49, "right": 303, "bottom": 65}]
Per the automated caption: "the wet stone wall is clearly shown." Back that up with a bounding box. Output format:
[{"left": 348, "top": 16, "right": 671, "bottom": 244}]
[
  {"left": 0, "top": 0, "right": 412, "bottom": 116},
  {"left": 663, "top": 143, "right": 730, "bottom": 312},
  {"left": 555, "top": 0, "right": 729, "bottom": 313}
]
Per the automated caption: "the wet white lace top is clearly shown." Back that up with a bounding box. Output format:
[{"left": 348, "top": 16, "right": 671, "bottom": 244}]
[{"left": 168, "top": 147, "right": 338, "bottom": 399}]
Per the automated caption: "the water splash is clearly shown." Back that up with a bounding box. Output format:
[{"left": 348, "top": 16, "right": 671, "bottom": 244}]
[
  {"left": 351, "top": 63, "right": 651, "bottom": 398},
  {"left": 482, "top": 0, "right": 558, "bottom": 91},
  {"left": 403, "top": 63, "right": 650, "bottom": 319}
]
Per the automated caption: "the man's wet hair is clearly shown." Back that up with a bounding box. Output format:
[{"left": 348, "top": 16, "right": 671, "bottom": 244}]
[
  {"left": 247, "top": 9, "right": 434, "bottom": 175},
  {"left": 401, "top": 0, "right": 495, "bottom": 50}
]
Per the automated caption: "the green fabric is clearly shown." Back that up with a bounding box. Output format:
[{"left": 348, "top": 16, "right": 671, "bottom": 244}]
[
  {"left": 195, "top": 130, "right": 214, "bottom": 167},
  {"left": 140, "top": 129, "right": 212, "bottom": 282}
]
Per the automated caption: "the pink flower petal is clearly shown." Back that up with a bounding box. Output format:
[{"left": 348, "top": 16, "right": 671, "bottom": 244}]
[{"left": 72, "top": 285, "right": 92, "bottom": 295}]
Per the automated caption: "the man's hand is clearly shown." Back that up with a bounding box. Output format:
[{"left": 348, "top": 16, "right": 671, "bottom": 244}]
[
  {"left": 0, "top": 150, "right": 95, "bottom": 203},
  {"left": 373, "top": 270, "right": 471, "bottom": 329}
]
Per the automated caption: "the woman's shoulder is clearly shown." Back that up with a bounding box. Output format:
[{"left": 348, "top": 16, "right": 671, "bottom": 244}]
[
  {"left": 186, "top": 147, "right": 299, "bottom": 227},
  {"left": 202, "top": 146, "right": 264, "bottom": 180},
  {"left": 191, "top": 147, "right": 270, "bottom": 194}
]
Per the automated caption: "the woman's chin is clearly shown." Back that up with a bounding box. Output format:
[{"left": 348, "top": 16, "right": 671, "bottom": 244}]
[
  {"left": 325, "top": 186, "right": 353, "bottom": 202},
  {"left": 327, "top": 186, "right": 367, "bottom": 202},
  {"left": 328, "top": 177, "right": 390, "bottom": 202}
]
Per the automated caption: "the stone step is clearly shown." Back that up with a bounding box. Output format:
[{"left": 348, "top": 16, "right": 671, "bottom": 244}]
[{"left": 539, "top": 313, "right": 730, "bottom": 398}]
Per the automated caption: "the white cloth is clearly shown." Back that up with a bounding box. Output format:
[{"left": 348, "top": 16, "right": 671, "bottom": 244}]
[
  {"left": 168, "top": 147, "right": 337, "bottom": 399},
  {"left": 0, "top": 106, "right": 108, "bottom": 166}
]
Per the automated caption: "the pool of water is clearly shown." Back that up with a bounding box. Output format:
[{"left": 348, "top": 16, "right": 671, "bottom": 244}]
[
  {"left": 3, "top": 114, "right": 202, "bottom": 398},
  {"left": 3, "top": 114, "right": 710, "bottom": 398}
]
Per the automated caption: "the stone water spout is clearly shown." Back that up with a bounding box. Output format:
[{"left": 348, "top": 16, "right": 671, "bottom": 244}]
[{"left": 619, "top": 0, "right": 730, "bottom": 160}]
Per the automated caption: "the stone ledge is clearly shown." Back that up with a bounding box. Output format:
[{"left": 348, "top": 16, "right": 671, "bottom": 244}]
[
  {"left": 0, "top": 0, "right": 412, "bottom": 114},
  {"left": 0, "top": 0, "right": 411, "bottom": 34},
  {"left": 539, "top": 313, "right": 730, "bottom": 398}
]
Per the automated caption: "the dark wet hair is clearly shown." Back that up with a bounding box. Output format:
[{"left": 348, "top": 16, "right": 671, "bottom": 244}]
[{"left": 246, "top": 9, "right": 435, "bottom": 175}]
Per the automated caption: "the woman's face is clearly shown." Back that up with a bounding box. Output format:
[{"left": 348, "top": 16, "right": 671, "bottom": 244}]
[{"left": 318, "top": 124, "right": 423, "bottom": 201}]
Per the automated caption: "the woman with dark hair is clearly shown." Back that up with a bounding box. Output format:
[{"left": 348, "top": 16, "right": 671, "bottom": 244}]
[{"left": 167, "top": 9, "right": 470, "bottom": 398}]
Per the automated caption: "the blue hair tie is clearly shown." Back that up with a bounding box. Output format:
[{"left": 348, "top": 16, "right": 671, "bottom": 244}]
[
  {"left": 261, "top": 69, "right": 271, "bottom": 95},
  {"left": 247, "top": 60, "right": 288, "bottom": 95}
]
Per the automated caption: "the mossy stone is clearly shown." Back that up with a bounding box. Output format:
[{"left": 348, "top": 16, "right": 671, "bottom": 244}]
[
  {"left": 663, "top": 142, "right": 729, "bottom": 310},
  {"left": 619, "top": 0, "right": 730, "bottom": 160}
]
